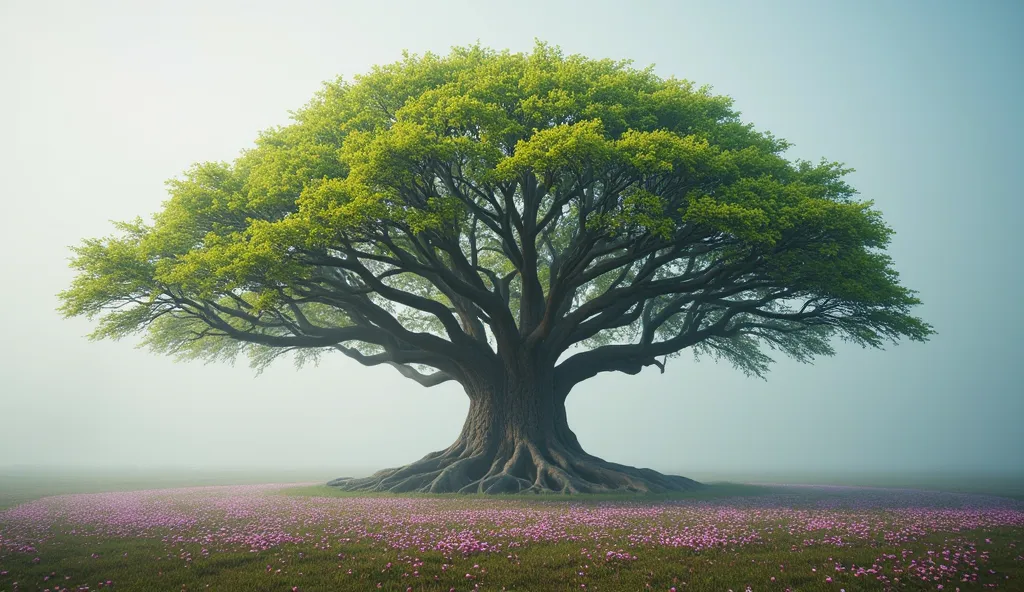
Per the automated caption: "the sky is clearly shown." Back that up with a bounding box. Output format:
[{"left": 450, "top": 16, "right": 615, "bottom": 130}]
[{"left": 1, "top": 0, "right": 1021, "bottom": 481}]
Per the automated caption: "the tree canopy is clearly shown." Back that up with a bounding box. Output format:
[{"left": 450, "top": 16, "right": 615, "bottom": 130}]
[{"left": 60, "top": 42, "right": 934, "bottom": 396}]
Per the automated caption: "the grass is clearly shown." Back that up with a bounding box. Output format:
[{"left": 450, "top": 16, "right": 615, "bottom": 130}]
[
  {"left": 0, "top": 468, "right": 333, "bottom": 511},
  {"left": 1, "top": 472, "right": 1022, "bottom": 591},
  {"left": 2, "top": 527, "right": 1022, "bottom": 592}
]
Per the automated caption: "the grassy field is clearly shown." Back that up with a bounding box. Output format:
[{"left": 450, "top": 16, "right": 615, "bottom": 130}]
[
  {"left": 5, "top": 468, "right": 1020, "bottom": 509},
  {"left": 0, "top": 468, "right": 335, "bottom": 511},
  {"left": 1, "top": 471, "right": 1022, "bottom": 592}
]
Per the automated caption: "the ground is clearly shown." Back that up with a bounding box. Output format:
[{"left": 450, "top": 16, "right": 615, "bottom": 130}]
[{"left": 0, "top": 472, "right": 1022, "bottom": 591}]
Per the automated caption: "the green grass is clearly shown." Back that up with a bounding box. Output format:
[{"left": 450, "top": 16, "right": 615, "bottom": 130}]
[
  {"left": 1, "top": 524, "right": 1021, "bottom": 591},
  {"left": 3, "top": 468, "right": 1021, "bottom": 508},
  {"left": 2, "top": 472, "right": 1022, "bottom": 591},
  {"left": 0, "top": 468, "right": 330, "bottom": 510}
]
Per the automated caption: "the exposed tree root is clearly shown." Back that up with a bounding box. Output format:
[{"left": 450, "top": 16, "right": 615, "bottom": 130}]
[{"left": 328, "top": 439, "right": 700, "bottom": 494}]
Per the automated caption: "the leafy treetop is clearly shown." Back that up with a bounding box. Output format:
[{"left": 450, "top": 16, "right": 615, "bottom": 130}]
[{"left": 60, "top": 42, "right": 933, "bottom": 393}]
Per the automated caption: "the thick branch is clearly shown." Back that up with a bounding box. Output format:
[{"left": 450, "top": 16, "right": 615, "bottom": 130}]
[
  {"left": 333, "top": 344, "right": 457, "bottom": 386},
  {"left": 552, "top": 289, "right": 804, "bottom": 396}
]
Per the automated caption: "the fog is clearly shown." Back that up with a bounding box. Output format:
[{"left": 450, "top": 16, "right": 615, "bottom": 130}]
[{"left": 1, "top": 0, "right": 1021, "bottom": 485}]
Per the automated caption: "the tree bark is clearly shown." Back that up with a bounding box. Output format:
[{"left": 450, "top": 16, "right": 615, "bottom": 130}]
[{"left": 329, "top": 353, "right": 700, "bottom": 494}]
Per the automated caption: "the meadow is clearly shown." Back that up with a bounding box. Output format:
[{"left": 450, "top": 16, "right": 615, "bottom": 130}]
[{"left": 1, "top": 473, "right": 1022, "bottom": 592}]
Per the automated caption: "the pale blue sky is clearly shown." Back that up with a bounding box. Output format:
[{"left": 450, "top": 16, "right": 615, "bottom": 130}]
[{"left": 1, "top": 0, "right": 1020, "bottom": 479}]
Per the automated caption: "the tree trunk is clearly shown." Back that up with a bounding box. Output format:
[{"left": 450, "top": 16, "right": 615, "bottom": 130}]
[{"left": 329, "top": 355, "right": 700, "bottom": 494}]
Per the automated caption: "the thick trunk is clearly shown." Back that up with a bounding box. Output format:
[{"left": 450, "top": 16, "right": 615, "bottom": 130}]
[{"left": 329, "top": 356, "right": 700, "bottom": 494}]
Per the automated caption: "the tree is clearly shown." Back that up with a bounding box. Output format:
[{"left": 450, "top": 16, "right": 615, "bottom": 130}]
[{"left": 59, "top": 43, "right": 933, "bottom": 494}]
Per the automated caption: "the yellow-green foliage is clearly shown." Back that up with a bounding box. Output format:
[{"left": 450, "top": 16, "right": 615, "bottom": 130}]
[{"left": 58, "top": 42, "right": 932, "bottom": 370}]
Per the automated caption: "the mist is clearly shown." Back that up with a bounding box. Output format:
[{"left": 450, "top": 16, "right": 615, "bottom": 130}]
[{"left": 1, "top": 0, "right": 1021, "bottom": 487}]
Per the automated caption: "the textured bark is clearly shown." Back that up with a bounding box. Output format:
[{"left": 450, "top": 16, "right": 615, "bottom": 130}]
[{"left": 329, "top": 356, "right": 700, "bottom": 494}]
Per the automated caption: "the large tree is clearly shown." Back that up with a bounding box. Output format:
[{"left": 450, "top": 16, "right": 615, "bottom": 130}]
[{"left": 60, "top": 43, "right": 933, "bottom": 494}]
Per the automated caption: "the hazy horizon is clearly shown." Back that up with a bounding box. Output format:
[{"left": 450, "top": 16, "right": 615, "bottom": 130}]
[
  {"left": 2, "top": 0, "right": 1021, "bottom": 481},
  {"left": 3, "top": 465, "right": 1022, "bottom": 500}
]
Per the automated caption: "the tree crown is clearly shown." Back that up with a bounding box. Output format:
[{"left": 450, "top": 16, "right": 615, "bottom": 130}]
[{"left": 60, "top": 42, "right": 933, "bottom": 391}]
